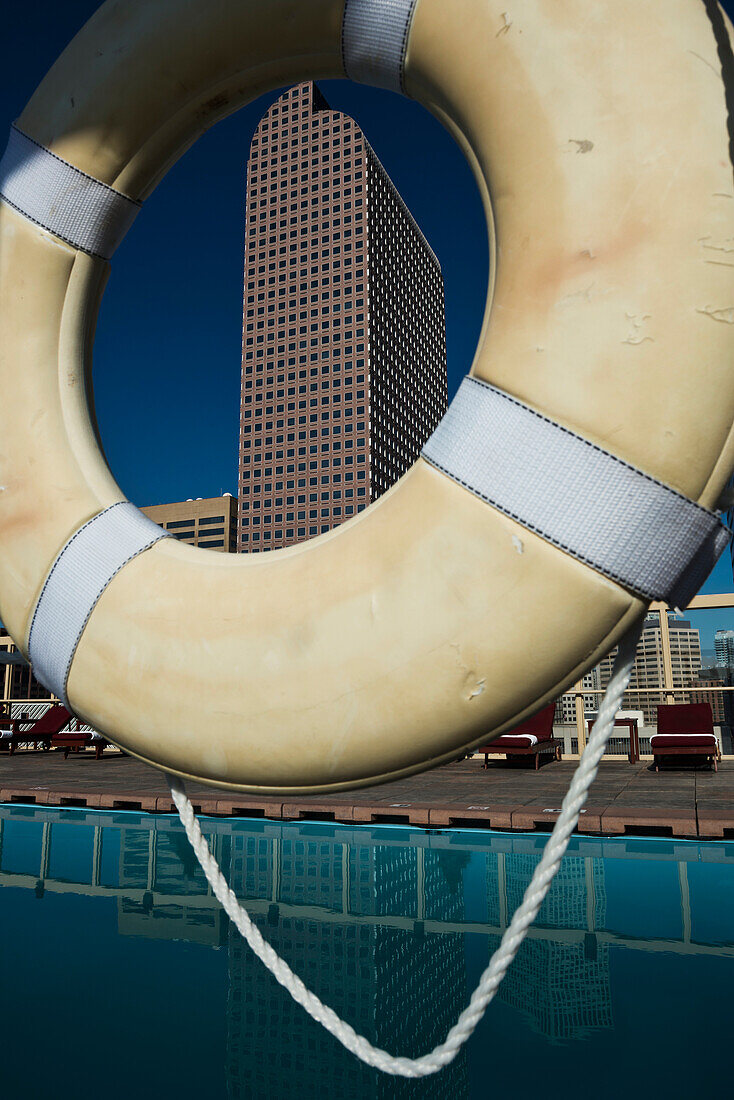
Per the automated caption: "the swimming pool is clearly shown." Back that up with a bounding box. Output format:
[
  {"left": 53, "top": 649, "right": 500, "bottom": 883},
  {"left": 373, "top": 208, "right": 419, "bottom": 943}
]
[{"left": 0, "top": 804, "right": 732, "bottom": 1099}]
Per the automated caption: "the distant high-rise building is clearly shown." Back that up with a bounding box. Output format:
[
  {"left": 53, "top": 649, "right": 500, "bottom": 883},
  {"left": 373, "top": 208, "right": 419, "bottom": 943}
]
[
  {"left": 141, "top": 494, "right": 238, "bottom": 553},
  {"left": 690, "top": 670, "right": 727, "bottom": 724},
  {"left": 714, "top": 628, "right": 734, "bottom": 670},
  {"left": 711, "top": 629, "right": 734, "bottom": 741},
  {"left": 597, "top": 613, "right": 702, "bottom": 724},
  {"left": 237, "top": 81, "right": 447, "bottom": 553}
]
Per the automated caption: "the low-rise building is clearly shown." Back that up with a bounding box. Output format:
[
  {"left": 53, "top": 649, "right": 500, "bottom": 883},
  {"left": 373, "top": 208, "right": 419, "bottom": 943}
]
[{"left": 141, "top": 495, "right": 238, "bottom": 553}]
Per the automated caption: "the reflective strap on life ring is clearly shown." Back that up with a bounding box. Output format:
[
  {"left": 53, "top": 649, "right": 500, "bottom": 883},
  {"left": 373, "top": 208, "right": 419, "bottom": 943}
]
[
  {"left": 0, "top": 125, "right": 140, "bottom": 259},
  {"left": 27, "top": 503, "right": 169, "bottom": 705},
  {"left": 342, "top": 0, "right": 418, "bottom": 94},
  {"left": 0, "top": 0, "right": 418, "bottom": 258},
  {"left": 422, "top": 376, "right": 731, "bottom": 609}
]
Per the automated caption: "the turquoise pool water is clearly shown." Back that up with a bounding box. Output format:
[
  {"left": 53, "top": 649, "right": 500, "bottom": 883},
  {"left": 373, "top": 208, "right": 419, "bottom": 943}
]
[{"left": 1, "top": 805, "right": 732, "bottom": 1099}]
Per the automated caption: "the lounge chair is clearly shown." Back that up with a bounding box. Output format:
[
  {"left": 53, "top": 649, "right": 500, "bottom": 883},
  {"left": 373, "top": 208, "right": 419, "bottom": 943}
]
[
  {"left": 51, "top": 728, "right": 109, "bottom": 759},
  {"left": 651, "top": 703, "right": 720, "bottom": 772},
  {"left": 477, "top": 702, "right": 561, "bottom": 770},
  {"left": 0, "top": 704, "right": 74, "bottom": 754}
]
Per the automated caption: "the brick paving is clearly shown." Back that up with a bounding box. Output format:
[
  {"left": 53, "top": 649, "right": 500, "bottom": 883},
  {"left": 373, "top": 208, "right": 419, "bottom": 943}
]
[{"left": 0, "top": 749, "right": 732, "bottom": 838}]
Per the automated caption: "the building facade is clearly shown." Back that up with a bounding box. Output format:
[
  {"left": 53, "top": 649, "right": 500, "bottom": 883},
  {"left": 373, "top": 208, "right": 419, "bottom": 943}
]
[
  {"left": 141, "top": 494, "right": 238, "bottom": 553},
  {"left": 714, "top": 628, "right": 734, "bottom": 670},
  {"left": 556, "top": 666, "right": 600, "bottom": 725},
  {"left": 690, "top": 672, "right": 727, "bottom": 724},
  {"left": 237, "top": 81, "right": 447, "bottom": 553},
  {"left": 597, "top": 613, "right": 703, "bottom": 724}
]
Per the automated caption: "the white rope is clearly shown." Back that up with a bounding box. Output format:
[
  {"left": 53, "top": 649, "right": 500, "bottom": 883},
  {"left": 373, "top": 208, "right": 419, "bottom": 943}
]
[{"left": 169, "top": 619, "right": 643, "bottom": 1077}]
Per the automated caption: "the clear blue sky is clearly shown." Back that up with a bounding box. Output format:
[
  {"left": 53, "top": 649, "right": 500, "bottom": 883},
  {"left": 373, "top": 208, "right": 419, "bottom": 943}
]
[
  {"left": 2, "top": 1, "right": 734, "bottom": 644},
  {"left": 3, "top": 1, "right": 488, "bottom": 509}
]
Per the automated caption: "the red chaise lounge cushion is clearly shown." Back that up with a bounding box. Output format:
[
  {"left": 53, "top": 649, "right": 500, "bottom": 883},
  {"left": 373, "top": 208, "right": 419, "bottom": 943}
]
[
  {"left": 650, "top": 734, "right": 717, "bottom": 749},
  {"left": 478, "top": 702, "right": 556, "bottom": 753},
  {"left": 656, "top": 703, "right": 714, "bottom": 737},
  {"left": 652, "top": 704, "right": 717, "bottom": 753},
  {"left": 489, "top": 734, "right": 538, "bottom": 749}
]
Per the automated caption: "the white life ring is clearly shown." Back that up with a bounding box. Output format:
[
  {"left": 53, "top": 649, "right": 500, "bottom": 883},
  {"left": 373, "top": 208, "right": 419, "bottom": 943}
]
[{"left": 1, "top": 0, "right": 733, "bottom": 794}]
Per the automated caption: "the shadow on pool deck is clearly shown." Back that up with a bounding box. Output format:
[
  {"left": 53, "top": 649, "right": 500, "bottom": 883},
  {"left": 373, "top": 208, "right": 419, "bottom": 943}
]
[{"left": 1, "top": 749, "right": 732, "bottom": 838}]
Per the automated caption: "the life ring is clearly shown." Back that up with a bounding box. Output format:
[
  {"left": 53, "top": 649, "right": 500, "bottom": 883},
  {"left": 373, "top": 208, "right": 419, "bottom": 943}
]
[{"left": 1, "top": 0, "right": 733, "bottom": 795}]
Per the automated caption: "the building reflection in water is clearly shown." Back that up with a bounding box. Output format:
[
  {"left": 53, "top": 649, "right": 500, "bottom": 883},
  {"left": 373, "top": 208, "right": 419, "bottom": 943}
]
[
  {"left": 1, "top": 806, "right": 730, "bottom": 1096},
  {"left": 490, "top": 853, "right": 612, "bottom": 1042},
  {"left": 225, "top": 834, "right": 468, "bottom": 1098}
]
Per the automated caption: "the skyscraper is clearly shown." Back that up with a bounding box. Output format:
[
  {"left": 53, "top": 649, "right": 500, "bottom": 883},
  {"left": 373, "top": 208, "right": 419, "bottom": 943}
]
[
  {"left": 714, "top": 628, "right": 734, "bottom": 670},
  {"left": 237, "top": 81, "right": 447, "bottom": 553}
]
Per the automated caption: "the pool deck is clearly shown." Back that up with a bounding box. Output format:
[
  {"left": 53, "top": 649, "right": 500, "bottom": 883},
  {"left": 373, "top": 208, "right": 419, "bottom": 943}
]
[{"left": 1, "top": 750, "right": 733, "bottom": 837}]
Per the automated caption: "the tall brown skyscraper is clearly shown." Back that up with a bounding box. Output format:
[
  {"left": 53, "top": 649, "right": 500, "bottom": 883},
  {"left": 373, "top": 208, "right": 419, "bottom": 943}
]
[{"left": 238, "top": 81, "right": 447, "bottom": 553}]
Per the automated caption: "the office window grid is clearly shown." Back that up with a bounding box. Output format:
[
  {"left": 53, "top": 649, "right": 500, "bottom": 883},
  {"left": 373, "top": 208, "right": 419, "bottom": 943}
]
[
  {"left": 238, "top": 82, "right": 447, "bottom": 553},
  {"left": 141, "top": 497, "right": 238, "bottom": 554},
  {"left": 366, "top": 148, "right": 447, "bottom": 498}
]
